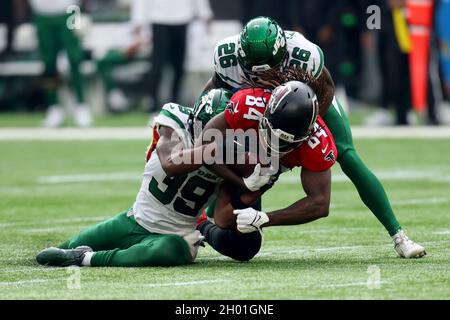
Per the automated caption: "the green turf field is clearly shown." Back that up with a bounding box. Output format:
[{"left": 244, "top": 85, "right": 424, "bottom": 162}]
[{"left": 0, "top": 137, "right": 449, "bottom": 299}]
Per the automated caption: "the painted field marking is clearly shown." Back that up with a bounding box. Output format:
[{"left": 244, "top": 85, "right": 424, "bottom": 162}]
[
  {"left": 0, "top": 279, "right": 63, "bottom": 286},
  {"left": 2, "top": 127, "right": 450, "bottom": 140},
  {"left": 144, "top": 279, "right": 228, "bottom": 287},
  {"left": 196, "top": 240, "right": 450, "bottom": 261},
  {"left": 36, "top": 168, "right": 450, "bottom": 185}
]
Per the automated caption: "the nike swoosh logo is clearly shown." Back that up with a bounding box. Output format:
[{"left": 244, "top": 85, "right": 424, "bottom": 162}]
[
  {"left": 252, "top": 215, "right": 262, "bottom": 225},
  {"left": 321, "top": 143, "right": 328, "bottom": 154},
  {"left": 233, "top": 101, "right": 239, "bottom": 114}
]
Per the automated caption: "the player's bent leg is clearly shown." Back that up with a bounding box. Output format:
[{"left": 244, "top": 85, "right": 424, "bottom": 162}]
[
  {"left": 339, "top": 149, "right": 401, "bottom": 235},
  {"left": 58, "top": 210, "right": 147, "bottom": 251},
  {"left": 323, "top": 98, "right": 401, "bottom": 234},
  {"left": 198, "top": 221, "right": 261, "bottom": 262},
  {"left": 323, "top": 97, "right": 425, "bottom": 258},
  {"left": 90, "top": 234, "right": 192, "bottom": 267}
]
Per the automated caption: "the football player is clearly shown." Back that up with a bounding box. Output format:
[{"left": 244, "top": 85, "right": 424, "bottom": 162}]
[
  {"left": 202, "top": 16, "right": 425, "bottom": 258},
  {"left": 197, "top": 79, "right": 338, "bottom": 261},
  {"left": 35, "top": 89, "right": 270, "bottom": 267}
]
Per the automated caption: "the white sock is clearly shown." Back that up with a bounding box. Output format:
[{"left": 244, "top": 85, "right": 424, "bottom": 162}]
[{"left": 81, "top": 251, "right": 94, "bottom": 266}]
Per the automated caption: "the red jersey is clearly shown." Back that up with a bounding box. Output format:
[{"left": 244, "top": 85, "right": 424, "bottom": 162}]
[{"left": 224, "top": 87, "right": 337, "bottom": 172}]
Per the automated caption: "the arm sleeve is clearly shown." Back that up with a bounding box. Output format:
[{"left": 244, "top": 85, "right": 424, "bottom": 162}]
[
  {"left": 131, "top": 0, "right": 148, "bottom": 25},
  {"left": 193, "top": 0, "right": 214, "bottom": 20}
]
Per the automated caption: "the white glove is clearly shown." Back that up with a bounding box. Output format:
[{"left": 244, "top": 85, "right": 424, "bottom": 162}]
[
  {"left": 182, "top": 230, "right": 205, "bottom": 261},
  {"left": 243, "top": 163, "right": 272, "bottom": 191},
  {"left": 233, "top": 207, "right": 269, "bottom": 234}
]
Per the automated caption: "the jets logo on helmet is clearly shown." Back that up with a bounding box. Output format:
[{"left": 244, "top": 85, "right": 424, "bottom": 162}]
[
  {"left": 272, "top": 27, "right": 286, "bottom": 56},
  {"left": 237, "top": 17, "right": 288, "bottom": 76},
  {"left": 188, "top": 89, "right": 232, "bottom": 141}
]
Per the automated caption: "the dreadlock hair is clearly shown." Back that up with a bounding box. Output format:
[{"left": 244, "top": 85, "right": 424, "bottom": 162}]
[{"left": 243, "top": 66, "right": 328, "bottom": 103}]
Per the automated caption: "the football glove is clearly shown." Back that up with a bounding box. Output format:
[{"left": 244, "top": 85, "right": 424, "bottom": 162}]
[
  {"left": 243, "top": 163, "right": 273, "bottom": 191},
  {"left": 233, "top": 207, "right": 269, "bottom": 234}
]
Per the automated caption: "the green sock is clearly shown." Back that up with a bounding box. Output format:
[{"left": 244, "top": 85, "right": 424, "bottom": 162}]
[{"left": 338, "top": 149, "right": 401, "bottom": 236}]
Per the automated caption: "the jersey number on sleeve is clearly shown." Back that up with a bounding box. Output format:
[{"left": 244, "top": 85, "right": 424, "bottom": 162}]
[
  {"left": 243, "top": 95, "right": 266, "bottom": 121},
  {"left": 148, "top": 174, "right": 216, "bottom": 217},
  {"left": 289, "top": 47, "right": 311, "bottom": 70},
  {"left": 218, "top": 43, "right": 238, "bottom": 68}
]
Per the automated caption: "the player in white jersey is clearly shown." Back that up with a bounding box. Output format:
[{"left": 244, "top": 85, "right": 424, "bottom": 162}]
[
  {"left": 213, "top": 30, "right": 324, "bottom": 89},
  {"left": 35, "top": 89, "right": 269, "bottom": 267}
]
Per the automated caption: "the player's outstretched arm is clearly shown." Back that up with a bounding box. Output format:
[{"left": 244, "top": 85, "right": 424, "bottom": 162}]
[
  {"left": 264, "top": 168, "right": 331, "bottom": 227},
  {"left": 316, "top": 66, "right": 335, "bottom": 117},
  {"left": 156, "top": 126, "right": 204, "bottom": 176},
  {"left": 234, "top": 168, "right": 331, "bottom": 233}
]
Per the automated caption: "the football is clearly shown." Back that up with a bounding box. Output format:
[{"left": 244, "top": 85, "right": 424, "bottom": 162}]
[{"left": 228, "top": 151, "right": 259, "bottom": 178}]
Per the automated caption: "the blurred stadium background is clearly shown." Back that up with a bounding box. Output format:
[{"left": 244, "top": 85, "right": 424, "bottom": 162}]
[
  {"left": 1, "top": 0, "right": 450, "bottom": 300},
  {"left": 0, "top": 0, "right": 449, "bottom": 126}
]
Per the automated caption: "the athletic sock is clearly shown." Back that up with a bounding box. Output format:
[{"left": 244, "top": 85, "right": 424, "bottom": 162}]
[{"left": 81, "top": 251, "right": 94, "bottom": 266}]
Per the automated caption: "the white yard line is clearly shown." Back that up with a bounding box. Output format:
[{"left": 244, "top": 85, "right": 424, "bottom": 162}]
[
  {"left": 279, "top": 170, "right": 450, "bottom": 184},
  {"left": 143, "top": 279, "right": 228, "bottom": 287},
  {"left": 0, "top": 279, "right": 63, "bottom": 286},
  {"left": 434, "top": 230, "right": 450, "bottom": 235},
  {"left": 0, "top": 128, "right": 150, "bottom": 140},
  {"left": 36, "top": 168, "right": 450, "bottom": 185},
  {"left": 0, "top": 216, "right": 109, "bottom": 229},
  {"left": 197, "top": 240, "right": 450, "bottom": 261},
  {"left": 37, "top": 172, "right": 141, "bottom": 184},
  {"left": 1, "top": 126, "right": 450, "bottom": 140}
]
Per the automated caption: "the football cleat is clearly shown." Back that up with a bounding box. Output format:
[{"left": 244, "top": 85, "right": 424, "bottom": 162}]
[
  {"left": 43, "top": 105, "right": 65, "bottom": 128},
  {"left": 392, "top": 230, "right": 426, "bottom": 258},
  {"left": 74, "top": 104, "right": 93, "bottom": 128},
  {"left": 36, "top": 246, "right": 93, "bottom": 266}
]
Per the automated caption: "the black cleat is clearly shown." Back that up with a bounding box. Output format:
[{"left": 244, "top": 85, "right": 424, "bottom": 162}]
[{"left": 36, "top": 246, "right": 93, "bottom": 267}]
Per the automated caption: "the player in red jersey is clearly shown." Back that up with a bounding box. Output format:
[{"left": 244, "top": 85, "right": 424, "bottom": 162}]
[{"left": 196, "top": 80, "right": 338, "bottom": 259}]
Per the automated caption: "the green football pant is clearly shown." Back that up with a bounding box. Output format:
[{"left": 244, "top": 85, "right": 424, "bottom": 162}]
[
  {"left": 33, "top": 13, "right": 85, "bottom": 106},
  {"left": 59, "top": 211, "right": 192, "bottom": 267},
  {"left": 96, "top": 50, "right": 128, "bottom": 92},
  {"left": 323, "top": 98, "right": 401, "bottom": 236}
]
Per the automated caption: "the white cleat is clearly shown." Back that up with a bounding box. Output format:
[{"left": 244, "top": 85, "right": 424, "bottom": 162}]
[
  {"left": 74, "top": 104, "right": 93, "bottom": 128},
  {"left": 43, "top": 105, "right": 65, "bottom": 128},
  {"left": 392, "top": 229, "right": 426, "bottom": 258}
]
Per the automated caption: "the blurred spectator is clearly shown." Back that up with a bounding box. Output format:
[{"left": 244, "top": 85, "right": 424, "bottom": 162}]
[
  {"left": 29, "top": 0, "right": 92, "bottom": 127},
  {"left": 365, "top": 0, "right": 441, "bottom": 126},
  {"left": 364, "top": 0, "right": 412, "bottom": 125},
  {"left": 96, "top": 27, "right": 149, "bottom": 113},
  {"left": 131, "top": 0, "right": 213, "bottom": 112},
  {"left": 436, "top": 0, "right": 450, "bottom": 100},
  {"left": 0, "top": 0, "right": 16, "bottom": 61}
]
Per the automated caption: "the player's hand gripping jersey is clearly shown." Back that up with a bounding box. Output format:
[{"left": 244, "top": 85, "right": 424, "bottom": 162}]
[
  {"left": 224, "top": 88, "right": 337, "bottom": 172},
  {"left": 214, "top": 31, "right": 324, "bottom": 89},
  {"left": 133, "top": 103, "right": 221, "bottom": 236}
]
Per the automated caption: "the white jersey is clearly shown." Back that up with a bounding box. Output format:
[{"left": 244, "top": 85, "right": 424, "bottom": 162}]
[
  {"left": 132, "top": 103, "right": 221, "bottom": 236},
  {"left": 213, "top": 31, "right": 325, "bottom": 89}
]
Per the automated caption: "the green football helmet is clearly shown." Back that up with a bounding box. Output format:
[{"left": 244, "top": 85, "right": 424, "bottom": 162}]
[
  {"left": 238, "top": 16, "right": 288, "bottom": 75},
  {"left": 188, "top": 88, "right": 233, "bottom": 141}
]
